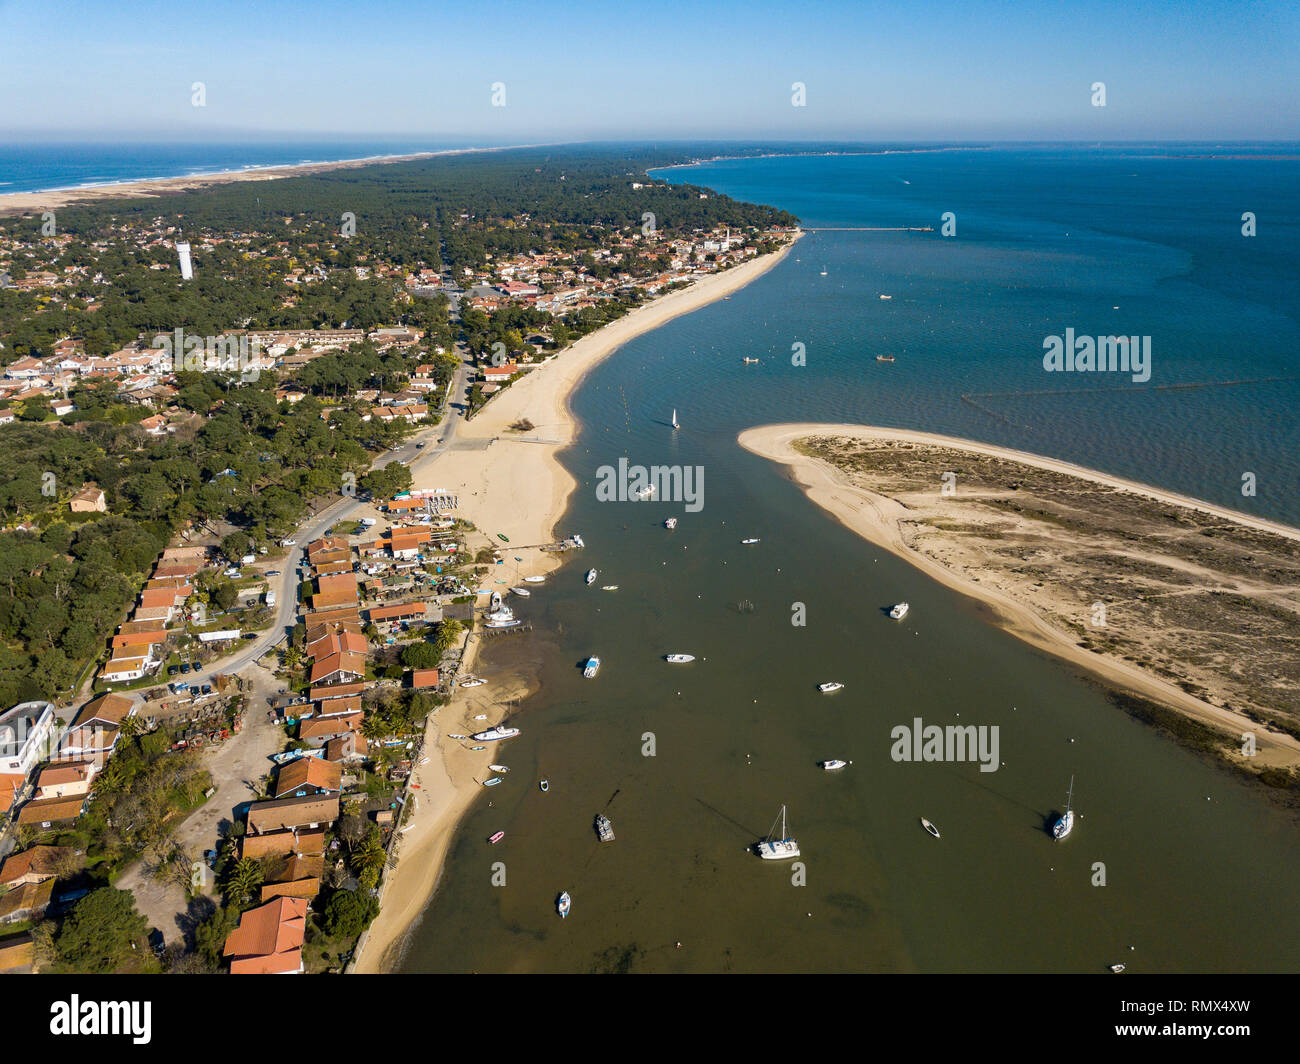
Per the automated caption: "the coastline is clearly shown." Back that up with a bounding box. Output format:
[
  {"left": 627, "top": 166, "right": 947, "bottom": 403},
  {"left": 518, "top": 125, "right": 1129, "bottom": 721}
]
[
  {"left": 738, "top": 422, "right": 1300, "bottom": 766},
  {"left": 351, "top": 233, "right": 802, "bottom": 972},
  {"left": 0, "top": 144, "right": 541, "bottom": 217}
]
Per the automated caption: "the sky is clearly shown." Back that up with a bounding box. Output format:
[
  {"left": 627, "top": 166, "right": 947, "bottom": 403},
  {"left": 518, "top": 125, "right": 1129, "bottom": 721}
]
[{"left": 1, "top": 0, "right": 1297, "bottom": 142}]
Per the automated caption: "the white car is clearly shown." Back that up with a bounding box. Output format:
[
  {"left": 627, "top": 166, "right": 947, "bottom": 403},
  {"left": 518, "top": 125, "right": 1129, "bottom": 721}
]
[{"left": 281, "top": 538, "right": 296, "bottom": 547}]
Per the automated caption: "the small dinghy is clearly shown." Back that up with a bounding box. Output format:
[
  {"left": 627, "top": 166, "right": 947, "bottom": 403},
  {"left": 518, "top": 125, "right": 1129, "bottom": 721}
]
[
  {"left": 539, "top": 779, "right": 549, "bottom": 792},
  {"left": 556, "top": 891, "right": 571, "bottom": 918},
  {"left": 510, "top": 586, "right": 531, "bottom": 597},
  {"left": 447, "top": 733, "right": 468, "bottom": 740},
  {"left": 488, "top": 764, "right": 509, "bottom": 773},
  {"left": 523, "top": 575, "right": 545, "bottom": 584},
  {"left": 921, "top": 818, "right": 941, "bottom": 838},
  {"left": 482, "top": 776, "right": 502, "bottom": 787},
  {"left": 601, "top": 585, "right": 619, "bottom": 591},
  {"left": 488, "top": 831, "right": 505, "bottom": 844}
]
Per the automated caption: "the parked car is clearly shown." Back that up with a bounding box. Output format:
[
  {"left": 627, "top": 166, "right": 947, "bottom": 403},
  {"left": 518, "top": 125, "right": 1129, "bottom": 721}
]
[
  {"left": 180, "top": 662, "right": 191, "bottom": 674},
  {"left": 201, "top": 684, "right": 212, "bottom": 695},
  {"left": 265, "top": 569, "right": 280, "bottom": 576},
  {"left": 167, "top": 665, "right": 179, "bottom": 676}
]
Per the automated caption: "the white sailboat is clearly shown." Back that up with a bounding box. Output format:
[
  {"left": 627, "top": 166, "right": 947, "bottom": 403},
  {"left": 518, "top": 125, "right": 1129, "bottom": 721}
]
[
  {"left": 754, "top": 805, "right": 800, "bottom": 860},
  {"left": 1052, "top": 775, "right": 1075, "bottom": 840},
  {"left": 671, "top": 408, "right": 679, "bottom": 429}
]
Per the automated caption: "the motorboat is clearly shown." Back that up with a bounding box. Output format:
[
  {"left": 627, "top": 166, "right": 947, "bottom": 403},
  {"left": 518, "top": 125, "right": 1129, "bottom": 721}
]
[
  {"left": 459, "top": 677, "right": 487, "bottom": 688},
  {"left": 741, "top": 538, "right": 760, "bottom": 545},
  {"left": 523, "top": 575, "right": 546, "bottom": 584},
  {"left": 820, "top": 759, "right": 848, "bottom": 770},
  {"left": 601, "top": 585, "right": 619, "bottom": 591},
  {"left": 482, "top": 777, "right": 502, "bottom": 787},
  {"left": 488, "top": 764, "right": 509, "bottom": 773},
  {"left": 539, "top": 779, "right": 549, "bottom": 792},
  {"left": 595, "top": 814, "right": 615, "bottom": 842},
  {"left": 585, "top": 568, "right": 598, "bottom": 584},
  {"left": 921, "top": 818, "right": 941, "bottom": 838},
  {"left": 664, "top": 517, "right": 677, "bottom": 530},
  {"left": 510, "top": 586, "right": 531, "bottom": 597},
  {"left": 665, "top": 654, "right": 695, "bottom": 663},
  {"left": 818, "top": 682, "right": 843, "bottom": 693},
  {"left": 583, "top": 656, "right": 601, "bottom": 678},
  {"left": 890, "top": 602, "right": 909, "bottom": 620},
  {"left": 471, "top": 725, "right": 520, "bottom": 742},
  {"left": 556, "top": 891, "right": 571, "bottom": 918}
]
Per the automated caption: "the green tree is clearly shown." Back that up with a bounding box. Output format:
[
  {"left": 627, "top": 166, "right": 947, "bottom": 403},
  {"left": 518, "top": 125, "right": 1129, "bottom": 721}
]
[
  {"left": 400, "top": 641, "right": 441, "bottom": 670},
  {"left": 322, "top": 888, "right": 378, "bottom": 940},
  {"left": 53, "top": 888, "right": 149, "bottom": 973}
]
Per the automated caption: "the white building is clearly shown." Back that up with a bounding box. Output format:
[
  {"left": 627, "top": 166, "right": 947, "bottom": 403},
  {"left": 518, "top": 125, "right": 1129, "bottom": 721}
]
[
  {"left": 0, "top": 701, "right": 57, "bottom": 777},
  {"left": 176, "top": 241, "right": 194, "bottom": 281}
]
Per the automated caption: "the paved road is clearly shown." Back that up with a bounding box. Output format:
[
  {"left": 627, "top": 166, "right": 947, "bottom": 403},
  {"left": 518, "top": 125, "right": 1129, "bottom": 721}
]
[{"left": 185, "top": 348, "right": 474, "bottom": 689}]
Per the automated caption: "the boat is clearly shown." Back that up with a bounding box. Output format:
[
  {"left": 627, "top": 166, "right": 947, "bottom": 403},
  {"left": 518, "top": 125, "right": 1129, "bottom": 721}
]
[
  {"left": 876, "top": 354, "right": 895, "bottom": 362},
  {"left": 583, "top": 656, "right": 601, "bottom": 678},
  {"left": 447, "top": 733, "right": 468, "bottom": 740},
  {"left": 595, "top": 814, "right": 615, "bottom": 842},
  {"left": 879, "top": 294, "right": 892, "bottom": 300},
  {"left": 571, "top": 534, "right": 585, "bottom": 548},
  {"left": 510, "top": 586, "right": 531, "bottom": 597},
  {"left": 556, "top": 891, "right": 571, "bottom": 918},
  {"left": 921, "top": 818, "right": 941, "bottom": 838},
  {"left": 818, "top": 682, "right": 843, "bottom": 693},
  {"left": 601, "top": 584, "right": 619, "bottom": 591},
  {"left": 482, "top": 777, "right": 502, "bottom": 787},
  {"left": 539, "top": 779, "right": 549, "bottom": 792},
  {"left": 471, "top": 745, "right": 486, "bottom": 751},
  {"left": 473, "top": 714, "right": 487, "bottom": 720},
  {"left": 484, "top": 616, "right": 521, "bottom": 629},
  {"left": 671, "top": 408, "right": 679, "bottom": 429},
  {"left": 820, "top": 266, "right": 827, "bottom": 276},
  {"left": 488, "top": 831, "right": 505, "bottom": 844},
  {"left": 741, "top": 538, "right": 760, "bottom": 545},
  {"left": 664, "top": 517, "right": 677, "bottom": 530},
  {"left": 488, "top": 764, "right": 509, "bottom": 773},
  {"left": 821, "top": 759, "right": 848, "bottom": 770},
  {"left": 754, "top": 805, "right": 800, "bottom": 860},
  {"left": 1109, "top": 964, "right": 1126, "bottom": 974},
  {"left": 743, "top": 357, "right": 759, "bottom": 364},
  {"left": 497, "top": 533, "right": 510, "bottom": 542},
  {"left": 665, "top": 654, "right": 695, "bottom": 663},
  {"left": 585, "top": 568, "right": 597, "bottom": 584},
  {"left": 471, "top": 725, "right": 520, "bottom": 742},
  {"left": 523, "top": 575, "right": 546, "bottom": 584},
  {"left": 633, "top": 484, "right": 655, "bottom": 500},
  {"left": 459, "top": 677, "right": 486, "bottom": 688},
  {"left": 890, "top": 602, "right": 909, "bottom": 620},
  {"left": 1052, "top": 776, "right": 1076, "bottom": 840}
]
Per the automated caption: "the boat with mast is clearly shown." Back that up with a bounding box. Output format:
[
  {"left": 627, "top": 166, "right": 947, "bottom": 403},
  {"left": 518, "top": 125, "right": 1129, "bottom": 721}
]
[
  {"left": 1052, "top": 776, "right": 1075, "bottom": 839},
  {"left": 671, "top": 408, "right": 679, "bottom": 429},
  {"left": 753, "top": 805, "right": 800, "bottom": 860}
]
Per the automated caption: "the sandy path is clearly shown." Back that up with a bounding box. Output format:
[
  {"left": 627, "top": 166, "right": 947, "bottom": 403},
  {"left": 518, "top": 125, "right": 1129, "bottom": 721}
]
[
  {"left": 738, "top": 422, "right": 1300, "bottom": 764},
  {"left": 352, "top": 237, "right": 801, "bottom": 971}
]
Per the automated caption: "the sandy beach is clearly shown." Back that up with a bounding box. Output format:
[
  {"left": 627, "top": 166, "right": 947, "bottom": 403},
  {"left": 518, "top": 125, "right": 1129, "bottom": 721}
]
[
  {"left": 0, "top": 145, "right": 532, "bottom": 218},
  {"left": 739, "top": 422, "right": 1300, "bottom": 767},
  {"left": 352, "top": 235, "right": 801, "bottom": 972}
]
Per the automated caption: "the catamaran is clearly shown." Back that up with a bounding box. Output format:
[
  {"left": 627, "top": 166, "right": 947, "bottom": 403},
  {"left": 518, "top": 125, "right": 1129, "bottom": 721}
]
[
  {"left": 754, "top": 805, "right": 801, "bottom": 860},
  {"left": 890, "top": 602, "right": 910, "bottom": 620},
  {"left": 665, "top": 654, "right": 695, "bottom": 663},
  {"left": 471, "top": 725, "right": 520, "bottom": 742},
  {"left": 818, "top": 681, "right": 844, "bottom": 693},
  {"left": 585, "top": 568, "right": 598, "bottom": 584},
  {"left": 595, "top": 814, "right": 615, "bottom": 842},
  {"left": 1052, "top": 775, "right": 1076, "bottom": 840},
  {"left": 583, "top": 656, "right": 601, "bottom": 678},
  {"left": 556, "top": 891, "right": 571, "bottom": 918}
]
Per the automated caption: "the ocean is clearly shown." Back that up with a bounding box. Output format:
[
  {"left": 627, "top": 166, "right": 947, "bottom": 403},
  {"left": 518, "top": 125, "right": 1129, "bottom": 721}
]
[
  {"left": 0, "top": 140, "right": 477, "bottom": 195},
  {"left": 398, "top": 146, "right": 1300, "bottom": 973}
]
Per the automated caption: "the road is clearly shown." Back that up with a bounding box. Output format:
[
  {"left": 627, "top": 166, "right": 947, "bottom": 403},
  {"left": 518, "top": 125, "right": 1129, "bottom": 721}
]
[{"left": 185, "top": 345, "right": 475, "bottom": 689}]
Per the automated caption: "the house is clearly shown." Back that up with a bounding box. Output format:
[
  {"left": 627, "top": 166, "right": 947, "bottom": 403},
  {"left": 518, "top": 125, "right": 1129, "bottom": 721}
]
[
  {"left": 409, "top": 668, "right": 439, "bottom": 689},
  {"left": 324, "top": 733, "right": 368, "bottom": 762},
  {"left": 68, "top": 484, "right": 107, "bottom": 513},
  {"left": 305, "top": 629, "right": 366, "bottom": 662},
  {"left": 367, "top": 602, "right": 427, "bottom": 625},
  {"left": 240, "top": 828, "right": 326, "bottom": 860},
  {"left": 0, "top": 933, "right": 35, "bottom": 974},
  {"left": 0, "top": 702, "right": 57, "bottom": 780},
  {"left": 307, "top": 651, "right": 366, "bottom": 686},
  {"left": 0, "top": 845, "right": 71, "bottom": 889},
  {"left": 481, "top": 362, "right": 518, "bottom": 383},
  {"left": 272, "top": 758, "right": 342, "bottom": 799},
  {"left": 15, "top": 795, "right": 85, "bottom": 829},
  {"left": 223, "top": 896, "right": 309, "bottom": 974},
  {"left": 138, "top": 414, "right": 168, "bottom": 436},
  {"left": 312, "top": 696, "right": 361, "bottom": 719},
  {"left": 245, "top": 794, "right": 340, "bottom": 836},
  {"left": 0, "top": 880, "right": 54, "bottom": 925},
  {"left": 33, "top": 760, "right": 96, "bottom": 800},
  {"left": 0, "top": 775, "right": 25, "bottom": 814},
  {"left": 308, "top": 680, "right": 366, "bottom": 703},
  {"left": 73, "top": 693, "right": 135, "bottom": 730},
  {"left": 298, "top": 711, "right": 363, "bottom": 746}
]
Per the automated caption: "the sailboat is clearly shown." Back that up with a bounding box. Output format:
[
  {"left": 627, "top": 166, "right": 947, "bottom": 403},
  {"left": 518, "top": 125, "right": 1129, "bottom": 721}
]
[
  {"left": 1052, "top": 776, "right": 1075, "bottom": 839},
  {"left": 819, "top": 265, "right": 827, "bottom": 276},
  {"left": 671, "top": 408, "right": 679, "bottom": 429},
  {"left": 753, "top": 805, "right": 800, "bottom": 860}
]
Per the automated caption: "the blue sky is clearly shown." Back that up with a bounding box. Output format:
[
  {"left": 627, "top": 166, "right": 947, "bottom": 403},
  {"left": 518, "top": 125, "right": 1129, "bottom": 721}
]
[{"left": 1, "top": 0, "right": 1297, "bottom": 141}]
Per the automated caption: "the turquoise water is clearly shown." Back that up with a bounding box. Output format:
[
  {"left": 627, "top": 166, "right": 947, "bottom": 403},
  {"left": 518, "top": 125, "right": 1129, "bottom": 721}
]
[{"left": 400, "top": 148, "right": 1300, "bottom": 973}]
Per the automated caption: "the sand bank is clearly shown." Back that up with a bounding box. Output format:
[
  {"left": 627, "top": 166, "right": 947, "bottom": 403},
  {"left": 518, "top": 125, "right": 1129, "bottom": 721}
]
[
  {"left": 739, "top": 422, "right": 1300, "bottom": 766},
  {"left": 352, "top": 236, "right": 801, "bottom": 971}
]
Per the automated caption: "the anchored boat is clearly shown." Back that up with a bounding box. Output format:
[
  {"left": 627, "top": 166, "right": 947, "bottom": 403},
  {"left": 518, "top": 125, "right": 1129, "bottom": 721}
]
[
  {"left": 557, "top": 891, "right": 571, "bottom": 918},
  {"left": 921, "top": 818, "right": 941, "bottom": 838},
  {"left": 585, "top": 568, "right": 598, "bottom": 584},
  {"left": 583, "top": 656, "right": 601, "bottom": 679},
  {"left": 890, "top": 602, "right": 910, "bottom": 620},
  {"left": 818, "top": 681, "right": 844, "bottom": 693},
  {"left": 1052, "top": 775, "right": 1076, "bottom": 840},
  {"left": 820, "top": 759, "right": 848, "bottom": 770},
  {"left": 754, "top": 805, "right": 801, "bottom": 860},
  {"left": 471, "top": 725, "right": 520, "bottom": 742},
  {"left": 665, "top": 654, "right": 695, "bottom": 663},
  {"left": 595, "top": 814, "right": 615, "bottom": 842}
]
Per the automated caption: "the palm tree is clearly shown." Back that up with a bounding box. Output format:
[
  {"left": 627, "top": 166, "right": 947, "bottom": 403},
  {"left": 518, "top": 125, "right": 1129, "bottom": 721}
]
[{"left": 222, "top": 858, "right": 264, "bottom": 908}]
